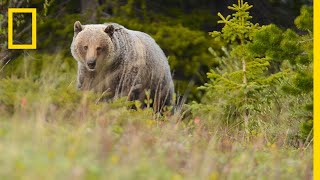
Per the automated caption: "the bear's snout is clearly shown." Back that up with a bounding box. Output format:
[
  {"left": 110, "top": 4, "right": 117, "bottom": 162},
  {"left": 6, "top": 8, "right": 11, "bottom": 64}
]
[{"left": 87, "top": 60, "right": 96, "bottom": 70}]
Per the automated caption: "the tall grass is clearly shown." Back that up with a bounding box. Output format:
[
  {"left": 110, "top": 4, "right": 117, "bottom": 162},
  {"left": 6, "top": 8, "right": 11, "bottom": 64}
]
[{"left": 0, "top": 53, "right": 313, "bottom": 179}]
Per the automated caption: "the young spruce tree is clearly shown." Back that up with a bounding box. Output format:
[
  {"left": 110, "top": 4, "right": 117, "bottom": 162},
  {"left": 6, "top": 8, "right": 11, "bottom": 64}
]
[
  {"left": 248, "top": 5, "right": 313, "bottom": 141},
  {"left": 199, "top": 0, "right": 285, "bottom": 133}
]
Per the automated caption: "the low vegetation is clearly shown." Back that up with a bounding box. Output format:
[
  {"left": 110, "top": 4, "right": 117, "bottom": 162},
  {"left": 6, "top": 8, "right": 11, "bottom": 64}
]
[{"left": 0, "top": 0, "right": 313, "bottom": 179}]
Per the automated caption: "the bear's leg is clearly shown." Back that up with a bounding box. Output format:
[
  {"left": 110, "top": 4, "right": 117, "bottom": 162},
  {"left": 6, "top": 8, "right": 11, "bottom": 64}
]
[{"left": 77, "top": 64, "right": 84, "bottom": 89}]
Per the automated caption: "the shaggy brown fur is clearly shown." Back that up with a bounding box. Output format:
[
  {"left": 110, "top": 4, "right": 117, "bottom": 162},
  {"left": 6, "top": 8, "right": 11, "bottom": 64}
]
[{"left": 71, "top": 21, "right": 174, "bottom": 111}]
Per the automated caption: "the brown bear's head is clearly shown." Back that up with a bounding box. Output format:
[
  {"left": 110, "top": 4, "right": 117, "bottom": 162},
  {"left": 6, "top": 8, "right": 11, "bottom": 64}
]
[{"left": 71, "top": 21, "right": 115, "bottom": 72}]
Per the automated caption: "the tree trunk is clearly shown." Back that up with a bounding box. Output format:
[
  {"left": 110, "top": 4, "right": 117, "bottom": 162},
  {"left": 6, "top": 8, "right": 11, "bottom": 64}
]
[
  {"left": 242, "top": 57, "right": 249, "bottom": 136},
  {"left": 81, "top": 0, "right": 99, "bottom": 22}
]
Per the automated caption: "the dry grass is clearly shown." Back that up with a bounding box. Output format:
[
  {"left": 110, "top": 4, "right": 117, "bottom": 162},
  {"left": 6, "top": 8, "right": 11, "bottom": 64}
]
[{"left": 0, "top": 53, "right": 313, "bottom": 180}]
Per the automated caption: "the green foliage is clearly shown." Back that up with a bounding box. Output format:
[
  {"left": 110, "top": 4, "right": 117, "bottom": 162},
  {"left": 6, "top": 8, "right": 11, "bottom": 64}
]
[
  {"left": 37, "top": 14, "right": 81, "bottom": 53},
  {"left": 0, "top": 53, "right": 80, "bottom": 115},
  {"left": 195, "top": 0, "right": 285, "bottom": 132},
  {"left": 0, "top": 0, "right": 314, "bottom": 178},
  {"left": 0, "top": 78, "right": 40, "bottom": 113},
  {"left": 209, "top": 1, "right": 259, "bottom": 44},
  {"left": 300, "top": 119, "right": 313, "bottom": 140},
  {"left": 294, "top": 5, "right": 313, "bottom": 32},
  {"left": 248, "top": 25, "right": 304, "bottom": 65},
  {"left": 191, "top": 1, "right": 313, "bottom": 142},
  {"left": 0, "top": 0, "right": 52, "bottom": 64},
  {"left": 248, "top": 6, "right": 313, "bottom": 140},
  {"left": 0, "top": 13, "right": 5, "bottom": 49}
]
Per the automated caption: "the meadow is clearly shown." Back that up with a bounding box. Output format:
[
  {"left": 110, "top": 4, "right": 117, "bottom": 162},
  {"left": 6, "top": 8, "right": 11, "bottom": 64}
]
[
  {"left": 0, "top": 52, "right": 313, "bottom": 179},
  {"left": 0, "top": 0, "right": 313, "bottom": 179}
]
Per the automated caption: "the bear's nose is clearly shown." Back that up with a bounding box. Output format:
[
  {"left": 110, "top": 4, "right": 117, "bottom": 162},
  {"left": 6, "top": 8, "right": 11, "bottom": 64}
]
[{"left": 87, "top": 60, "right": 96, "bottom": 69}]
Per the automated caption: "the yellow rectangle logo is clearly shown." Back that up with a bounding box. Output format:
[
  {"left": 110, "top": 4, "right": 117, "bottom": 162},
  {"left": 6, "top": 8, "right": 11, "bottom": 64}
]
[{"left": 8, "top": 8, "right": 37, "bottom": 49}]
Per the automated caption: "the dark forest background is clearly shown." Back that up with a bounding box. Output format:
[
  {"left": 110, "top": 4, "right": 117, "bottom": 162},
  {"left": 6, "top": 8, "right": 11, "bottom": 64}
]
[
  {"left": 0, "top": 0, "right": 314, "bottom": 178},
  {"left": 0, "top": 0, "right": 313, "bottom": 100}
]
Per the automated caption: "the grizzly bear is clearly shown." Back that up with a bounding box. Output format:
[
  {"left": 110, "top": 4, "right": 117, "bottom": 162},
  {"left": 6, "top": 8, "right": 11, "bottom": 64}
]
[{"left": 70, "top": 21, "right": 174, "bottom": 111}]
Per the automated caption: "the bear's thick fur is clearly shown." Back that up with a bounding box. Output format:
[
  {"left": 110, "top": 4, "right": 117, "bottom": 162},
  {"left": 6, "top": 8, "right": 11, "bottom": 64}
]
[{"left": 71, "top": 21, "right": 174, "bottom": 111}]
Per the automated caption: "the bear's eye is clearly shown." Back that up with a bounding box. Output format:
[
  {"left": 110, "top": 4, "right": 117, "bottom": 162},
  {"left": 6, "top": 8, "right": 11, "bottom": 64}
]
[
  {"left": 96, "top": 47, "right": 102, "bottom": 51},
  {"left": 83, "top": 46, "right": 88, "bottom": 50}
]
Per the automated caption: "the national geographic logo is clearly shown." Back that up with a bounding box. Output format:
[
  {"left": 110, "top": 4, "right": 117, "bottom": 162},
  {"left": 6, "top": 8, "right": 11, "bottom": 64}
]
[{"left": 8, "top": 8, "right": 37, "bottom": 49}]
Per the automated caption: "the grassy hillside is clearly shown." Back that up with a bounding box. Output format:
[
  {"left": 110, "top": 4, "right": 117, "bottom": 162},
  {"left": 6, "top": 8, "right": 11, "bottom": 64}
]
[
  {"left": 0, "top": 0, "right": 313, "bottom": 179},
  {"left": 0, "top": 54, "right": 313, "bottom": 179}
]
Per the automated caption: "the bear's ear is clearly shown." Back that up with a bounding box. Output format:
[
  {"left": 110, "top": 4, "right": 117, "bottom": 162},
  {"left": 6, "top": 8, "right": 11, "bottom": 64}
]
[
  {"left": 74, "top": 21, "right": 83, "bottom": 33},
  {"left": 104, "top": 25, "right": 115, "bottom": 37}
]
